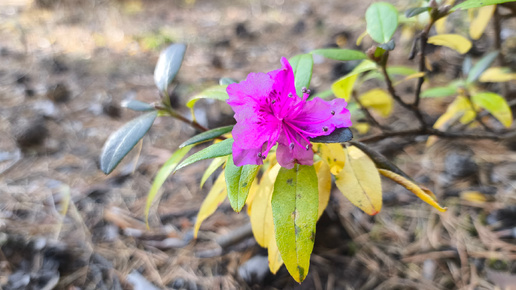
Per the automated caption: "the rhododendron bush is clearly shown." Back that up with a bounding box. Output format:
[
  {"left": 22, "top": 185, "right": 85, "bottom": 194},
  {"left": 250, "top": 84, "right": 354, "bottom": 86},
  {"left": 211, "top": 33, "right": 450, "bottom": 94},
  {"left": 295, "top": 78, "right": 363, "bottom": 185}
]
[{"left": 100, "top": 0, "right": 515, "bottom": 283}]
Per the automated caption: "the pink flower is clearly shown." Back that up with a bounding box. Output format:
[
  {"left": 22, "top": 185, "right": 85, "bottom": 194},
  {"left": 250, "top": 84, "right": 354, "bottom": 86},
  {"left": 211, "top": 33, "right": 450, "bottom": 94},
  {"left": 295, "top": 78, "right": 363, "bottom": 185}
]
[{"left": 227, "top": 57, "right": 352, "bottom": 169}]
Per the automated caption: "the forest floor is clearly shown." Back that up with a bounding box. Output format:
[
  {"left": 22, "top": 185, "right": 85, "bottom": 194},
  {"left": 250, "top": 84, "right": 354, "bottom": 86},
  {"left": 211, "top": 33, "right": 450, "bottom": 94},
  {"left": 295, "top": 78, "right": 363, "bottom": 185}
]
[{"left": 1, "top": 0, "right": 516, "bottom": 289}]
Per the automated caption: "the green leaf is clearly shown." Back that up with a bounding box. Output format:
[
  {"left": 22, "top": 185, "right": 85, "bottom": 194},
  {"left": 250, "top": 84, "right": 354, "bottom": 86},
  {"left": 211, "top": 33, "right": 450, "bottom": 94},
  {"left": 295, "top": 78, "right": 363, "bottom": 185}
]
[
  {"left": 366, "top": 2, "right": 399, "bottom": 43},
  {"left": 310, "top": 49, "right": 367, "bottom": 61},
  {"left": 467, "top": 51, "right": 499, "bottom": 83},
  {"left": 378, "top": 39, "right": 396, "bottom": 51},
  {"left": 471, "top": 92, "right": 513, "bottom": 127},
  {"left": 175, "top": 138, "right": 234, "bottom": 172},
  {"left": 200, "top": 157, "right": 227, "bottom": 188},
  {"left": 186, "top": 85, "right": 229, "bottom": 109},
  {"left": 154, "top": 43, "right": 186, "bottom": 96},
  {"left": 310, "top": 127, "right": 353, "bottom": 143},
  {"left": 179, "top": 125, "right": 234, "bottom": 148},
  {"left": 387, "top": 66, "right": 418, "bottom": 76},
  {"left": 453, "top": 0, "right": 514, "bottom": 11},
  {"left": 272, "top": 165, "right": 318, "bottom": 283},
  {"left": 121, "top": 100, "right": 155, "bottom": 112},
  {"left": 145, "top": 145, "right": 193, "bottom": 226},
  {"left": 100, "top": 111, "right": 157, "bottom": 174},
  {"left": 405, "top": 7, "right": 430, "bottom": 18},
  {"left": 289, "top": 54, "right": 314, "bottom": 97},
  {"left": 421, "top": 86, "right": 457, "bottom": 98},
  {"left": 225, "top": 155, "right": 261, "bottom": 212}
]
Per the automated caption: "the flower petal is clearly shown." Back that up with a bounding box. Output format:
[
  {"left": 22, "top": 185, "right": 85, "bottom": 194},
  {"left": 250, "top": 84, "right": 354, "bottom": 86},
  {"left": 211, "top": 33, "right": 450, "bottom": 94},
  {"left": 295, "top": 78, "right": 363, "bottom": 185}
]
[
  {"left": 291, "top": 97, "right": 352, "bottom": 137},
  {"left": 269, "top": 57, "right": 298, "bottom": 100},
  {"left": 276, "top": 129, "right": 314, "bottom": 169},
  {"left": 232, "top": 144, "right": 264, "bottom": 166},
  {"left": 227, "top": 72, "right": 273, "bottom": 120}
]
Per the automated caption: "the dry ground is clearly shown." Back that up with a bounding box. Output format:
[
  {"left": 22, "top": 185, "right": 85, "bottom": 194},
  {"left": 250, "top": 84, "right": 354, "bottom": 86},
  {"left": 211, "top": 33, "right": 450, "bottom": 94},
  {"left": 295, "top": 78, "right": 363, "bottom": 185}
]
[{"left": 1, "top": 0, "right": 516, "bottom": 289}]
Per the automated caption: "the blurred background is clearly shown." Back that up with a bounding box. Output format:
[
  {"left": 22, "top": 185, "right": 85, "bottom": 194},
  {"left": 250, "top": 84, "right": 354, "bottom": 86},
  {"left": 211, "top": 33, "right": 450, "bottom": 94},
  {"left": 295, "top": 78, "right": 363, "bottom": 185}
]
[{"left": 1, "top": 0, "right": 516, "bottom": 289}]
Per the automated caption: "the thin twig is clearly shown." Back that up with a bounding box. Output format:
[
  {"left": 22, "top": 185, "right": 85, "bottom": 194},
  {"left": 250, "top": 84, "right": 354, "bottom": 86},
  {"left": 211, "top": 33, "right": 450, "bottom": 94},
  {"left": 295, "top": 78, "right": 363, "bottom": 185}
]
[
  {"left": 413, "top": 21, "right": 434, "bottom": 108},
  {"left": 155, "top": 105, "right": 211, "bottom": 133},
  {"left": 380, "top": 58, "right": 426, "bottom": 128},
  {"left": 352, "top": 91, "right": 390, "bottom": 131}
]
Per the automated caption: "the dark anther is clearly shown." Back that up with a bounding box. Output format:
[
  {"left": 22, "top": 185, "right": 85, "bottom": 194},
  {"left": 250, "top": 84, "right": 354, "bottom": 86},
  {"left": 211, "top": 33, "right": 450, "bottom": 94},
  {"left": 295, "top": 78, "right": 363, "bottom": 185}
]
[
  {"left": 305, "top": 144, "right": 310, "bottom": 150},
  {"left": 323, "top": 126, "right": 328, "bottom": 132},
  {"left": 257, "top": 152, "right": 263, "bottom": 158},
  {"left": 289, "top": 143, "right": 295, "bottom": 150},
  {"left": 330, "top": 110, "right": 335, "bottom": 115},
  {"left": 288, "top": 93, "right": 293, "bottom": 98},
  {"left": 301, "top": 87, "right": 307, "bottom": 93},
  {"left": 262, "top": 155, "right": 266, "bottom": 159},
  {"left": 306, "top": 89, "right": 311, "bottom": 94}
]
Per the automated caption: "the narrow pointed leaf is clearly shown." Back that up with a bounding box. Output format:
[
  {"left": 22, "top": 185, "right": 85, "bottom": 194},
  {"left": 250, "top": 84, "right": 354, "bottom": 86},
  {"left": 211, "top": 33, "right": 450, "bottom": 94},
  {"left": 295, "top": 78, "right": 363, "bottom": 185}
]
[
  {"left": 289, "top": 54, "right": 314, "bottom": 97},
  {"left": 179, "top": 125, "right": 234, "bottom": 148},
  {"left": 428, "top": 34, "right": 472, "bottom": 54},
  {"left": 314, "top": 161, "right": 332, "bottom": 220},
  {"left": 470, "top": 5, "right": 496, "bottom": 40},
  {"left": 335, "top": 146, "right": 382, "bottom": 215},
  {"left": 219, "top": 77, "right": 237, "bottom": 85},
  {"left": 154, "top": 43, "right": 186, "bottom": 95},
  {"left": 268, "top": 230, "right": 284, "bottom": 274},
  {"left": 121, "top": 100, "right": 155, "bottom": 112},
  {"left": 467, "top": 51, "right": 499, "bottom": 83},
  {"left": 200, "top": 157, "right": 227, "bottom": 188},
  {"left": 310, "top": 49, "right": 367, "bottom": 61},
  {"left": 480, "top": 67, "right": 516, "bottom": 82},
  {"left": 186, "top": 85, "right": 229, "bottom": 109},
  {"left": 100, "top": 111, "right": 158, "bottom": 174},
  {"left": 249, "top": 164, "right": 281, "bottom": 247},
  {"left": 175, "top": 138, "right": 234, "bottom": 172},
  {"left": 310, "top": 127, "right": 353, "bottom": 143},
  {"left": 422, "top": 86, "right": 457, "bottom": 98},
  {"left": 225, "top": 155, "right": 261, "bottom": 212},
  {"left": 471, "top": 92, "right": 513, "bottom": 127},
  {"left": 405, "top": 7, "right": 430, "bottom": 18},
  {"left": 366, "top": 2, "right": 399, "bottom": 44},
  {"left": 272, "top": 165, "right": 318, "bottom": 283},
  {"left": 194, "top": 172, "right": 227, "bottom": 238},
  {"left": 378, "top": 169, "right": 447, "bottom": 212},
  {"left": 453, "top": 0, "right": 514, "bottom": 11},
  {"left": 145, "top": 145, "right": 193, "bottom": 226}
]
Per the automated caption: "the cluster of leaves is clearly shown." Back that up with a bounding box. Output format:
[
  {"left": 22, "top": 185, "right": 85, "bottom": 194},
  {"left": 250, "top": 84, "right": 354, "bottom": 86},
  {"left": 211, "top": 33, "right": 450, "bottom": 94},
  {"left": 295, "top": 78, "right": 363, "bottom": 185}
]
[{"left": 99, "top": 0, "right": 515, "bottom": 283}]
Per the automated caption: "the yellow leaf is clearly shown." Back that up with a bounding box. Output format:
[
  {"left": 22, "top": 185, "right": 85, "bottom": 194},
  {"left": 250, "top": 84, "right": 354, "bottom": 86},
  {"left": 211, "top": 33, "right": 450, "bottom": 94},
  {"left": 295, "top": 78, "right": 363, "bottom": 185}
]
[
  {"left": 314, "top": 161, "right": 332, "bottom": 220},
  {"left": 378, "top": 169, "right": 447, "bottom": 212},
  {"left": 248, "top": 163, "right": 281, "bottom": 247},
  {"left": 194, "top": 172, "right": 227, "bottom": 238},
  {"left": 393, "top": 72, "right": 426, "bottom": 86},
  {"left": 428, "top": 34, "right": 472, "bottom": 54},
  {"left": 267, "top": 230, "right": 284, "bottom": 274},
  {"left": 470, "top": 5, "right": 495, "bottom": 40},
  {"left": 331, "top": 60, "right": 377, "bottom": 101},
  {"left": 314, "top": 143, "right": 346, "bottom": 175},
  {"left": 433, "top": 96, "right": 476, "bottom": 130},
  {"left": 354, "top": 122, "right": 370, "bottom": 134},
  {"left": 245, "top": 178, "right": 259, "bottom": 208},
  {"left": 479, "top": 67, "right": 516, "bottom": 82},
  {"left": 358, "top": 88, "right": 393, "bottom": 117},
  {"left": 335, "top": 146, "right": 382, "bottom": 215},
  {"left": 332, "top": 74, "right": 358, "bottom": 102},
  {"left": 460, "top": 191, "right": 487, "bottom": 203},
  {"left": 435, "top": 16, "right": 448, "bottom": 34}
]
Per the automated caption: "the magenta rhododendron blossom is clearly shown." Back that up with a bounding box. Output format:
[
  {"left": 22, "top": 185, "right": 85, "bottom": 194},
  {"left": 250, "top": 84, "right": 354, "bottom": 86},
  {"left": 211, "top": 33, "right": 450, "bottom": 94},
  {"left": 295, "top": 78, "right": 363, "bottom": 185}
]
[{"left": 227, "top": 57, "right": 352, "bottom": 169}]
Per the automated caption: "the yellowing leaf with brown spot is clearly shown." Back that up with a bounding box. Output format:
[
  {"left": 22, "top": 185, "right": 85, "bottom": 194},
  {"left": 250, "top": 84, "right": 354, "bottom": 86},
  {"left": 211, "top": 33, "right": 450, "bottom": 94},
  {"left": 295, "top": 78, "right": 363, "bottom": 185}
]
[
  {"left": 194, "top": 172, "right": 227, "bottom": 238},
  {"left": 267, "top": 229, "right": 283, "bottom": 274},
  {"left": 479, "top": 67, "right": 516, "bottom": 82},
  {"left": 314, "top": 161, "right": 331, "bottom": 220},
  {"left": 378, "top": 169, "right": 447, "bottom": 212},
  {"left": 358, "top": 88, "right": 393, "bottom": 117},
  {"left": 428, "top": 34, "right": 472, "bottom": 54},
  {"left": 315, "top": 143, "right": 346, "bottom": 175},
  {"left": 248, "top": 163, "right": 281, "bottom": 247},
  {"left": 470, "top": 5, "right": 496, "bottom": 40},
  {"left": 335, "top": 146, "right": 382, "bottom": 215}
]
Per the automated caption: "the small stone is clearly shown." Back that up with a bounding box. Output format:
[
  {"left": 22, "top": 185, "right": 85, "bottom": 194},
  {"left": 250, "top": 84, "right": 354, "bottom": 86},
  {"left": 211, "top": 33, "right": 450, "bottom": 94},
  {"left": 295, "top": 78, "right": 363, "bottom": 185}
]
[
  {"left": 14, "top": 119, "right": 49, "bottom": 149},
  {"left": 238, "top": 255, "right": 269, "bottom": 285},
  {"left": 444, "top": 147, "right": 478, "bottom": 179},
  {"left": 102, "top": 101, "right": 122, "bottom": 119},
  {"left": 46, "top": 83, "right": 70, "bottom": 103}
]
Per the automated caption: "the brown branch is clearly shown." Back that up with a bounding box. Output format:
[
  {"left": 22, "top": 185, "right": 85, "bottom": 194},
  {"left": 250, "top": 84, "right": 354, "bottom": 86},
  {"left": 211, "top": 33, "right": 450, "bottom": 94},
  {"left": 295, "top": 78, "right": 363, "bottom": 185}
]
[
  {"left": 357, "top": 127, "right": 514, "bottom": 143},
  {"left": 154, "top": 104, "right": 223, "bottom": 137},
  {"left": 352, "top": 91, "right": 390, "bottom": 131},
  {"left": 413, "top": 21, "right": 433, "bottom": 108},
  {"left": 380, "top": 58, "right": 426, "bottom": 128}
]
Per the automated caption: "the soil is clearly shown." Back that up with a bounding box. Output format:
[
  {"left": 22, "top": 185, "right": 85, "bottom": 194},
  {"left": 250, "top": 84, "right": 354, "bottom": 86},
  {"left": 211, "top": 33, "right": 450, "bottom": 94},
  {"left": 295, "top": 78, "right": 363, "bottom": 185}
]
[{"left": 1, "top": 0, "right": 516, "bottom": 289}]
